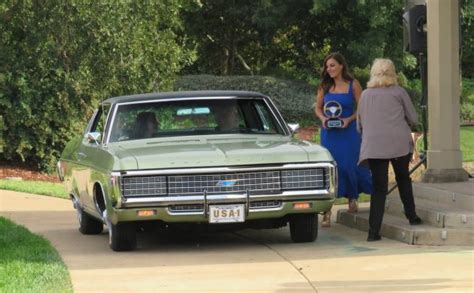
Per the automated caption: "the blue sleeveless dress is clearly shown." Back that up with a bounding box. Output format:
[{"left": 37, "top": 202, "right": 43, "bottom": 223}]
[{"left": 321, "top": 81, "right": 373, "bottom": 199}]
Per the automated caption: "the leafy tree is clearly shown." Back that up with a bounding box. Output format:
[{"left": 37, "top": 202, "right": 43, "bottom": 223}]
[
  {"left": 181, "top": 0, "right": 262, "bottom": 75},
  {"left": 1, "top": 0, "right": 472, "bottom": 171},
  {"left": 462, "top": 0, "right": 474, "bottom": 78},
  {"left": 181, "top": 0, "right": 409, "bottom": 81},
  {"left": 0, "top": 0, "right": 195, "bottom": 171},
  {"left": 181, "top": 0, "right": 473, "bottom": 81}
]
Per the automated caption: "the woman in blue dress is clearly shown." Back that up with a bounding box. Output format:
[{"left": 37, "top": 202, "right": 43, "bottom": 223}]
[{"left": 315, "top": 52, "right": 373, "bottom": 227}]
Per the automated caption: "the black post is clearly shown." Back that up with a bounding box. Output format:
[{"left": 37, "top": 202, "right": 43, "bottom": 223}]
[
  {"left": 386, "top": 53, "right": 428, "bottom": 196},
  {"left": 419, "top": 52, "right": 428, "bottom": 166}
]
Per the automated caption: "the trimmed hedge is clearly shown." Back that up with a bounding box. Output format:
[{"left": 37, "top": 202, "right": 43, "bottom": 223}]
[
  {"left": 175, "top": 75, "right": 318, "bottom": 125},
  {"left": 174, "top": 74, "right": 424, "bottom": 128}
]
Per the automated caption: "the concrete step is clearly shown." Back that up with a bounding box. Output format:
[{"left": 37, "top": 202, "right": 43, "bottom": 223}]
[
  {"left": 385, "top": 196, "right": 474, "bottom": 229},
  {"left": 337, "top": 208, "right": 474, "bottom": 246},
  {"left": 393, "top": 180, "right": 474, "bottom": 211}
]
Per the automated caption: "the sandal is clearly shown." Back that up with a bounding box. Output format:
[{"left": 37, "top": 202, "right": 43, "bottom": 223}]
[
  {"left": 321, "top": 211, "right": 331, "bottom": 227},
  {"left": 348, "top": 199, "right": 358, "bottom": 213}
]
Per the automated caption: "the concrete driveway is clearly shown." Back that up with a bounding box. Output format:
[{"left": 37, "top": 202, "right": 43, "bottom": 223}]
[{"left": 1, "top": 190, "right": 472, "bottom": 292}]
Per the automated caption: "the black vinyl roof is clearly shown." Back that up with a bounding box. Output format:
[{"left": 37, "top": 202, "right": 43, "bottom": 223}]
[{"left": 102, "top": 90, "right": 268, "bottom": 104}]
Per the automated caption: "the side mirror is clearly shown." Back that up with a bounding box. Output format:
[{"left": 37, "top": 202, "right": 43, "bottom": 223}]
[
  {"left": 86, "top": 132, "right": 101, "bottom": 145},
  {"left": 287, "top": 123, "right": 300, "bottom": 134},
  {"left": 56, "top": 161, "right": 65, "bottom": 182}
]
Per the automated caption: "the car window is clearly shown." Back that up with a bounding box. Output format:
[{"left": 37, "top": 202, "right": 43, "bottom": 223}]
[
  {"left": 108, "top": 98, "right": 284, "bottom": 142},
  {"left": 96, "top": 105, "right": 111, "bottom": 135},
  {"left": 89, "top": 105, "right": 110, "bottom": 134},
  {"left": 254, "top": 100, "right": 279, "bottom": 132}
]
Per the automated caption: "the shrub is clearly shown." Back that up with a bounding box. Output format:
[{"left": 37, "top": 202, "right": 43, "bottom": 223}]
[
  {"left": 352, "top": 66, "right": 371, "bottom": 88},
  {"left": 461, "top": 79, "right": 474, "bottom": 123},
  {"left": 0, "top": 2, "right": 194, "bottom": 172},
  {"left": 175, "top": 75, "right": 318, "bottom": 125}
]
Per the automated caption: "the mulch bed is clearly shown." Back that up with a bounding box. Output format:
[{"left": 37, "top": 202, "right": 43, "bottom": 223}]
[
  {"left": 0, "top": 164, "right": 60, "bottom": 183},
  {"left": 296, "top": 125, "right": 319, "bottom": 141}
]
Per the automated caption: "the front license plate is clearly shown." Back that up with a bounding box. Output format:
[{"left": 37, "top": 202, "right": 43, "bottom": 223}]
[{"left": 209, "top": 204, "right": 245, "bottom": 223}]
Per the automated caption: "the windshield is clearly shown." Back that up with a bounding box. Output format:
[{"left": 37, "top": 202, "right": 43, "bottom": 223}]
[{"left": 108, "top": 98, "right": 285, "bottom": 142}]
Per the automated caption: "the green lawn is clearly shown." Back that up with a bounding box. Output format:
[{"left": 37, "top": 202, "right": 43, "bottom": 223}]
[
  {"left": 414, "top": 126, "right": 473, "bottom": 162},
  {"left": 0, "top": 179, "right": 68, "bottom": 199},
  {"left": 460, "top": 126, "right": 474, "bottom": 162},
  {"left": 0, "top": 217, "right": 72, "bottom": 292}
]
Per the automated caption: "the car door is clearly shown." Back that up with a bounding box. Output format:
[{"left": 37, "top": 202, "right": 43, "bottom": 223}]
[{"left": 76, "top": 104, "right": 112, "bottom": 215}]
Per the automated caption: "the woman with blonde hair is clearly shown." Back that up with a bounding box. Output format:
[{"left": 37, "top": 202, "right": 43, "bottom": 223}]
[{"left": 357, "top": 58, "right": 422, "bottom": 242}]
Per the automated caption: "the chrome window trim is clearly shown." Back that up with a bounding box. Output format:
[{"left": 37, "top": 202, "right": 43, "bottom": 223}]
[
  {"left": 261, "top": 97, "right": 291, "bottom": 136},
  {"left": 105, "top": 103, "right": 119, "bottom": 144},
  {"left": 116, "top": 96, "right": 244, "bottom": 106},
  {"left": 83, "top": 109, "right": 99, "bottom": 137},
  {"left": 100, "top": 103, "right": 113, "bottom": 146},
  {"left": 83, "top": 104, "right": 113, "bottom": 146}
]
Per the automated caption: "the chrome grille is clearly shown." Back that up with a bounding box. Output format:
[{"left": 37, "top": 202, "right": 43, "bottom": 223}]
[
  {"left": 168, "top": 171, "right": 281, "bottom": 195},
  {"left": 121, "top": 168, "right": 329, "bottom": 198},
  {"left": 281, "top": 169, "right": 327, "bottom": 189},
  {"left": 121, "top": 176, "right": 167, "bottom": 197}
]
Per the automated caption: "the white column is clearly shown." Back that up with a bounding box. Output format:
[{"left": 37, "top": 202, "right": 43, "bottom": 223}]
[{"left": 423, "top": 0, "right": 468, "bottom": 182}]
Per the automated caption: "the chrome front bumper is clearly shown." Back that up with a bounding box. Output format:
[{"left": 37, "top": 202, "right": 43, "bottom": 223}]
[{"left": 119, "top": 189, "right": 334, "bottom": 208}]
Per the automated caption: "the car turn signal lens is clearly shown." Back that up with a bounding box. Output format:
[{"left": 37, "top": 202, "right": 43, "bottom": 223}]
[
  {"left": 293, "top": 202, "right": 311, "bottom": 209},
  {"left": 137, "top": 210, "right": 156, "bottom": 217}
]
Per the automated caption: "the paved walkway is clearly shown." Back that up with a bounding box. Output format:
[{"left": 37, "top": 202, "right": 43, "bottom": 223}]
[{"left": 1, "top": 190, "right": 473, "bottom": 292}]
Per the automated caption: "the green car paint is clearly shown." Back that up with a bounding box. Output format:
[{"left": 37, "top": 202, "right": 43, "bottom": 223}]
[{"left": 59, "top": 91, "right": 337, "bottom": 251}]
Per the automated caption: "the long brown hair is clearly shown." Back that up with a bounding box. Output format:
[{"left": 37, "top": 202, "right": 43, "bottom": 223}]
[{"left": 319, "top": 52, "right": 354, "bottom": 94}]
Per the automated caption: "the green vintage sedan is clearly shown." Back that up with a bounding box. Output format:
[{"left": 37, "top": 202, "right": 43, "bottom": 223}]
[{"left": 58, "top": 91, "right": 337, "bottom": 251}]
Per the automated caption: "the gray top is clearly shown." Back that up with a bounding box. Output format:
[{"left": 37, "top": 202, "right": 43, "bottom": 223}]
[{"left": 357, "top": 85, "right": 417, "bottom": 164}]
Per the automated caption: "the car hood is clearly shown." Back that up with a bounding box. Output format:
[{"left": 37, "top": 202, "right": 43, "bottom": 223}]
[{"left": 108, "top": 135, "right": 332, "bottom": 170}]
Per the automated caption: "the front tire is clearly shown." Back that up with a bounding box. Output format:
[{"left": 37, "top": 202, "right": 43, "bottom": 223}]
[
  {"left": 77, "top": 207, "right": 103, "bottom": 235},
  {"left": 108, "top": 222, "right": 137, "bottom": 251},
  {"left": 289, "top": 213, "right": 318, "bottom": 243}
]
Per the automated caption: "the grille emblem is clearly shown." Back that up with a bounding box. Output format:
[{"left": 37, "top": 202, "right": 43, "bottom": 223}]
[{"left": 216, "top": 179, "right": 238, "bottom": 187}]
